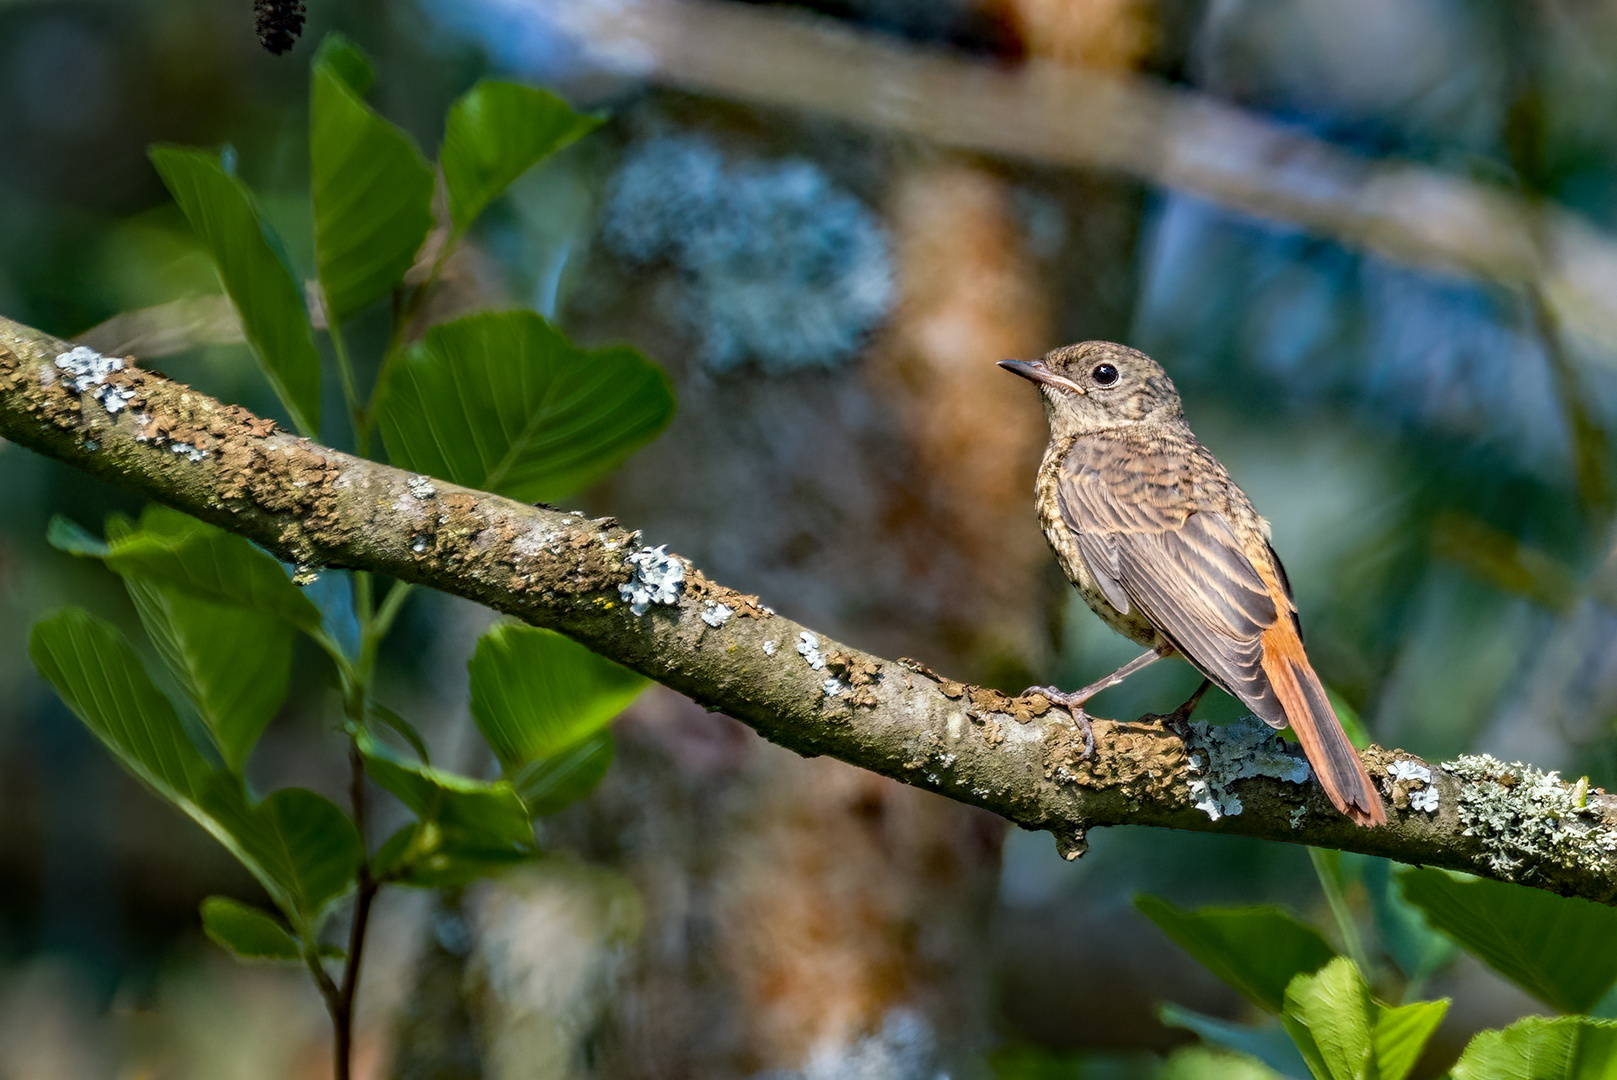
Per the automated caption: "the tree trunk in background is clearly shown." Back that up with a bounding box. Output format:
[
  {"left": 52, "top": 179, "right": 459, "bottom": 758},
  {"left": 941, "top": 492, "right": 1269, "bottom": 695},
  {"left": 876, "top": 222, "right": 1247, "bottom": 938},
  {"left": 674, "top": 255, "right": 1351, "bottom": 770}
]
[{"left": 391, "top": 3, "right": 1152, "bottom": 1070}]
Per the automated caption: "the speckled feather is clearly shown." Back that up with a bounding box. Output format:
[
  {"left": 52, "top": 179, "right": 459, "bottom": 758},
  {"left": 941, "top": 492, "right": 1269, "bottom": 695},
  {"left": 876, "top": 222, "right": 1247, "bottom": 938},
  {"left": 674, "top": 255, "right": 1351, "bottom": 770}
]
[{"left": 1012, "top": 342, "right": 1384, "bottom": 826}]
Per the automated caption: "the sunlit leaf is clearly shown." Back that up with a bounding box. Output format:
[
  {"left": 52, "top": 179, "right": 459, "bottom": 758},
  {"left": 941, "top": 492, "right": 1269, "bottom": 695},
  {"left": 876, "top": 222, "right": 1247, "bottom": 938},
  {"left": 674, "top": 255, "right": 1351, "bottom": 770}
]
[
  {"left": 441, "top": 80, "right": 601, "bottom": 234},
  {"left": 1280, "top": 957, "right": 1447, "bottom": 1080},
  {"left": 1136, "top": 896, "right": 1337, "bottom": 1014},
  {"left": 378, "top": 311, "right": 675, "bottom": 502},
  {"left": 1160, "top": 1046, "right": 1285, "bottom": 1080},
  {"left": 1400, "top": 867, "right": 1617, "bottom": 1013},
  {"left": 1452, "top": 1016, "right": 1617, "bottom": 1080},
  {"left": 1281, "top": 957, "right": 1374, "bottom": 1080},
  {"left": 149, "top": 146, "right": 321, "bottom": 435},
  {"left": 201, "top": 896, "right": 301, "bottom": 961},
  {"left": 311, "top": 60, "right": 433, "bottom": 321}
]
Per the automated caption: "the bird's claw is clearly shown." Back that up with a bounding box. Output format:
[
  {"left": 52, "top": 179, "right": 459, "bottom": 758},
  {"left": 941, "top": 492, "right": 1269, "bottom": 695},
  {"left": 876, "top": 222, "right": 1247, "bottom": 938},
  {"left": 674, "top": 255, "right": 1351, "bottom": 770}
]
[{"left": 1021, "top": 685, "right": 1095, "bottom": 756}]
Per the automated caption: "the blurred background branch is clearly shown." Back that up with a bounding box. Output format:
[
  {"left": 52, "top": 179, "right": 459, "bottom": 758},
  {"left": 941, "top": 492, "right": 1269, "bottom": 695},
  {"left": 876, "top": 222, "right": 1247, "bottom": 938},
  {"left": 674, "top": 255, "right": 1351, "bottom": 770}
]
[{"left": 546, "top": 0, "right": 1617, "bottom": 349}]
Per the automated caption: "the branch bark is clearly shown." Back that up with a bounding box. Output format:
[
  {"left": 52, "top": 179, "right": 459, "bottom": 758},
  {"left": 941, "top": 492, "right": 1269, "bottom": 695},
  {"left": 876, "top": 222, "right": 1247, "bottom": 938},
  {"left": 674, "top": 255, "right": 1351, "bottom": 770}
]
[{"left": 6, "top": 313, "right": 1617, "bottom": 903}]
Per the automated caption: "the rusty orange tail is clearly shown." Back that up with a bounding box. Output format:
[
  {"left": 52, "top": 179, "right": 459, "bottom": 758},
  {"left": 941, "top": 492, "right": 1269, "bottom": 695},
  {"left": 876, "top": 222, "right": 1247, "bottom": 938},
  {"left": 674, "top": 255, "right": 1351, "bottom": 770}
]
[{"left": 1259, "top": 627, "right": 1385, "bottom": 827}]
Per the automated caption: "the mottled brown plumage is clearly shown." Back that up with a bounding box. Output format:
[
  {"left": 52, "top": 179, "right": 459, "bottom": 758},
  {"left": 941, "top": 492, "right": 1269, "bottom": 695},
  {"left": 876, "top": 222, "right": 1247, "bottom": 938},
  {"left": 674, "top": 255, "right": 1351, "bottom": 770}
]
[{"left": 1000, "top": 342, "right": 1385, "bottom": 826}]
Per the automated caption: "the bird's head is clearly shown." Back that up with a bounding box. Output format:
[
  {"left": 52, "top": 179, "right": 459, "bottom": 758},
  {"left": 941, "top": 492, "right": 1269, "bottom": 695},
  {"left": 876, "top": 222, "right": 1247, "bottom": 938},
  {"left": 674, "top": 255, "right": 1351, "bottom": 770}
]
[{"left": 998, "top": 341, "right": 1184, "bottom": 437}]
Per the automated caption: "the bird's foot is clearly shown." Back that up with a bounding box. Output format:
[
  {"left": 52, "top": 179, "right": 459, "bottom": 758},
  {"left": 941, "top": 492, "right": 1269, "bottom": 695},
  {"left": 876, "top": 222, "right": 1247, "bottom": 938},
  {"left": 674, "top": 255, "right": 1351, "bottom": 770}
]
[{"left": 1023, "top": 685, "right": 1096, "bottom": 757}]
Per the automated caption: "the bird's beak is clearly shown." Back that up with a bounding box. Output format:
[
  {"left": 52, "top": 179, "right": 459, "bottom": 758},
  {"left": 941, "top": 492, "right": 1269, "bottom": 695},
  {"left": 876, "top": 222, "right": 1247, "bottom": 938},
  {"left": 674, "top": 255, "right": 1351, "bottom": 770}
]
[{"left": 997, "top": 358, "right": 1085, "bottom": 394}]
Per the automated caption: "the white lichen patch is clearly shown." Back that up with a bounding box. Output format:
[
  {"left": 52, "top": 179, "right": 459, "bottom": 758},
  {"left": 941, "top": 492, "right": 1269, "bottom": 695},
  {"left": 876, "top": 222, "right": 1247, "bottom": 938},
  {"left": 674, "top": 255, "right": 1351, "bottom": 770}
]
[
  {"left": 1410, "top": 786, "right": 1440, "bottom": 813},
  {"left": 797, "top": 631, "right": 825, "bottom": 670},
  {"left": 54, "top": 345, "right": 122, "bottom": 392},
  {"left": 1388, "top": 759, "right": 1431, "bottom": 784},
  {"left": 1182, "top": 716, "right": 1312, "bottom": 821},
  {"left": 620, "top": 545, "right": 684, "bottom": 615},
  {"left": 1444, "top": 754, "right": 1617, "bottom": 879},
  {"left": 54, "top": 346, "right": 135, "bottom": 418},
  {"left": 169, "top": 441, "right": 206, "bottom": 463},
  {"left": 822, "top": 676, "right": 850, "bottom": 697},
  {"left": 406, "top": 474, "right": 437, "bottom": 500},
  {"left": 762, "top": 639, "right": 777, "bottom": 656},
  {"left": 700, "top": 603, "right": 734, "bottom": 628}
]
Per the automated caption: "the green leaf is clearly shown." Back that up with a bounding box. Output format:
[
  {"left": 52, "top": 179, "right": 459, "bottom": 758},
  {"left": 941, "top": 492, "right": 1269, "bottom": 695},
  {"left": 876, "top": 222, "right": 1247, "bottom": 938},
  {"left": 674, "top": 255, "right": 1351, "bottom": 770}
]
[
  {"left": 149, "top": 146, "right": 321, "bottom": 435},
  {"left": 311, "top": 64, "right": 433, "bottom": 322},
  {"left": 1373, "top": 999, "right": 1449, "bottom": 1080},
  {"left": 124, "top": 575, "right": 291, "bottom": 771},
  {"left": 30, "top": 610, "right": 357, "bottom": 926},
  {"left": 1280, "top": 958, "right": 1448, "bottom": 1080},
  {"left": 378, "top": 311, "right": 675, "bottom": 502},
  {"left": 468, "top": 624, "right": 643, "bottom": 812},
  {"left": 199, "top": 780, "right": 363, "bottom": 922},
  {"left": 373, "top": 822, "right": 534, "bottom": 889},
  {"left": 1136, "top": 896, "right": 1337, "bottom": 1014},
  {"left": 1452, "top": 1016, "right": 1617, "bottom": 1080},
  {"left": 1160, "top": 1047, "right": 1285, "bottom": 1080},
  {"left": 313, "top": 33, "right": 373, "bottom": 96},
  {"left": 101, "top": 505, "right": 323, "bottom": 635},
  {"left": 355, "top": 726, "right": 534, "bottom": 849},
  {"left": 1281, "top": 958, "right": 1374, "bottom": 1080},
  {"left": 441, "top": 81, "right": 602, "bottom": 234},
  {"left": 201, "top": 896, "right": 301, "bottom": 961},
  {"left": 30, "top": 608, "right": 215, "bottom": 803},
  {"left": 510, "top": 734, "right": 614, "bottom": 817},
  {"left": 1400, "top": 867, "right": 1617, "bottom": 1014}
]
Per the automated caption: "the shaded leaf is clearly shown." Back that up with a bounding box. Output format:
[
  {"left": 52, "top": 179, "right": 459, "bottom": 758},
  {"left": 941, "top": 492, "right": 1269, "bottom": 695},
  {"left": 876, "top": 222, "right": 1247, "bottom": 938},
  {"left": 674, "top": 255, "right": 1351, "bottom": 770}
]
[
  {"left": 469, "top": 624, "right": 642, "bottom": 813},
  {"left": 101, "top": 505, "right": 323, "bottom": 634},
  {"left": 1136, "top": 896, "right": 1337, "bottom": 1014},
  {"left": 313, "top": 33, "right": 373, "bottom": 96},
  {"left": 30, "top": 608, "right": 215, "bottom": 803},
  {"left": 511, "top": 733, "right": 614, "bottom": 817},
  {"left": 1160, "top": 1004, "right": 1310, "bottom": 1079},
  {"left": 201, "top": 896, "right": 300, "bottom": 961},
  {"left": 441, "top": 81, "right": 601, "bottom": 234},
  {"left": 311, "top": 62, "right": 433, "bottom": 321},
  {"left": 1160, "top": 1046, "right": 1285, "bottom": 1080},
  {"left": 124, "top": 576, "right": 290, "bottom": 771},
  {"left": 355, "top": 727, "right": 534, "bottom": 849},
  {"left": 373, "top": 822, "right": 534, "bottom": 889},
  {"left": 200, "top": 783, "right": 363, "bottom": 921},
  {"left": 1400, "top": 867, "right": 1617, "bottom": 1013},
  {"left": 378, "top": 311, "right": 674, "bottom": 502},
  {"left": 149, "top": 146, "right": 321, "bottom": 434}
]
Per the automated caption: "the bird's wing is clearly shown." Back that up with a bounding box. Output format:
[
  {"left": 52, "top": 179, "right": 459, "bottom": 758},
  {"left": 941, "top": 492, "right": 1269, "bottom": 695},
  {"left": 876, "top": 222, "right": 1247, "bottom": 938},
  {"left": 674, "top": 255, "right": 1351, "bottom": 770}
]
[{"left": 1056, "top": 437, "right": 1287, "bottom": 724}]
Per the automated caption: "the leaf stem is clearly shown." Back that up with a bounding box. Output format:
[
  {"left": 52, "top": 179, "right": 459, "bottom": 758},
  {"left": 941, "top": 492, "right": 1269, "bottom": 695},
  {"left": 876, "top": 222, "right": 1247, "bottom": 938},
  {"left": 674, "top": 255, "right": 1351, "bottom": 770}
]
[{"left": 1309, "top": 848, "right": 1373, "bottom": 982}]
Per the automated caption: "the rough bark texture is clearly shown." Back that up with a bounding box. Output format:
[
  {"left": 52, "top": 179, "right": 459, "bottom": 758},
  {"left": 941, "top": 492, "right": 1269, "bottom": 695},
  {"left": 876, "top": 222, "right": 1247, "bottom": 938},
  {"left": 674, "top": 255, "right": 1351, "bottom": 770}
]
[{"left": 6, "top": 313, "right": 1617, "bottom": 906}]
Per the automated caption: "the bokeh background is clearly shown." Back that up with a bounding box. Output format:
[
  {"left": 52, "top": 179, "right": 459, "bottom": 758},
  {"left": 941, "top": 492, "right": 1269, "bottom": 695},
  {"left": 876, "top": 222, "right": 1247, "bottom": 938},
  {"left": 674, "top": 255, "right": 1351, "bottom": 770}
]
[{"left": 2, "top": 0, "right": 1616, "bottom": 1076}]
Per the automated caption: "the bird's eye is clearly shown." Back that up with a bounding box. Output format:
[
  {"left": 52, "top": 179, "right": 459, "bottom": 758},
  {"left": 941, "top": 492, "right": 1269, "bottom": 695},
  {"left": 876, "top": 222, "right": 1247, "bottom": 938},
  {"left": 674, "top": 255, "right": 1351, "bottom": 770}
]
[{"left": 1092, "top": 363, "right": 1119, "bottom": 386}]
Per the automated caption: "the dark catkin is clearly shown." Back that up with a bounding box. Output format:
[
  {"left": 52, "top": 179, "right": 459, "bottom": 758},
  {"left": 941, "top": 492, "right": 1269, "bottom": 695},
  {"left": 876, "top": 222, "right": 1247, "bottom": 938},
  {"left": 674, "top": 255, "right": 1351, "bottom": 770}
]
[{"left": 254, "top": 0, "right": 307, "bottom": 55}]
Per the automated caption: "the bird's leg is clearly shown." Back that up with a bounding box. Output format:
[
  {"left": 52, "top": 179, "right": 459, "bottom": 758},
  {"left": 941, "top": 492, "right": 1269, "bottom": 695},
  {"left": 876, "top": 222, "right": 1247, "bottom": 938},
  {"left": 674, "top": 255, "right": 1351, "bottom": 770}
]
[
  {"left": 1025, "top": 645, "right": 1172, "bottom": 756},
  {"left": 1159, "top": 677, "right": 1212, "bottom": 741}
]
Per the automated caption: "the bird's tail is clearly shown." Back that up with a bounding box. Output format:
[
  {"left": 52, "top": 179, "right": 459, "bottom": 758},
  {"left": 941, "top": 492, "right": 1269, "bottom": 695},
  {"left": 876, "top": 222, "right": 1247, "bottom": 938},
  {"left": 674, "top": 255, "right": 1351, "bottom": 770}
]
[{"left": 1260, "top": 628, "right": 1385, "bottom": 827}]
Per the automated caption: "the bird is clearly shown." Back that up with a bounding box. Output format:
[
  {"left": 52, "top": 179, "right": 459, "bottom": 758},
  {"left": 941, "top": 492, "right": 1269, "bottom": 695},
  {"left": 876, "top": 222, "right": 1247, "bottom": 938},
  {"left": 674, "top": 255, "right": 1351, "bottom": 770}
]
[{"left": 999, "top": 341, "right": 1385, "bottom": 827}]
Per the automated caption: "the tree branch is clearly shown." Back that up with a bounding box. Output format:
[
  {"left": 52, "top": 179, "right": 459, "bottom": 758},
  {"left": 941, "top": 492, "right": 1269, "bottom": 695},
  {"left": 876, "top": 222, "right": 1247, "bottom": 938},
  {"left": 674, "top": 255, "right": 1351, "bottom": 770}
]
[{"left": 6, "top": 313, "right": 1616, "bottom": 903}]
